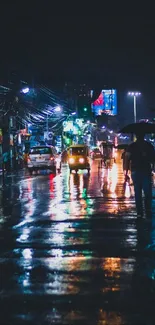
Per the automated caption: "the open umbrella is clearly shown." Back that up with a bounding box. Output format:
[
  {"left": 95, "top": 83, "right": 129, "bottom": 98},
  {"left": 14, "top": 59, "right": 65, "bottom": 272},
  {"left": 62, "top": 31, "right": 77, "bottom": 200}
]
[
  {"left": 115, "top": 144, "right": 129, "bottom": 150},
  {"left": 119, "top": 122, "right": 155, "bottom": 134},
  {"left": 100, "top": 141, "right": 114, "bottom": 148}
]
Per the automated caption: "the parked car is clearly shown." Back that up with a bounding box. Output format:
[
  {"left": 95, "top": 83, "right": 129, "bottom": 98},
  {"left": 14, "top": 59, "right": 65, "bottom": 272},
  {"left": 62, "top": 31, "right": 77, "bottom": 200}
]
[{"left": 27, "top": 146, "right": 57, "bottom": 174}]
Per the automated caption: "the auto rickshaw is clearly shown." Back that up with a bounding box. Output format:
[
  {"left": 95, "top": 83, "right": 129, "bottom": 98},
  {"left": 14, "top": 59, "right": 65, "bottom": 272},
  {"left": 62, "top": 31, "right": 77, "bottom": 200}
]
[{"left": 67, "top": 144, "right": 90, "bottom": 173}]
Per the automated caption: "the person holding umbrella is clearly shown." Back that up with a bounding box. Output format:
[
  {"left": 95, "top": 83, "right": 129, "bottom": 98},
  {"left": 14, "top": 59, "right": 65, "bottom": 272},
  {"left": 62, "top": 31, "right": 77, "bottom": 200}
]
[{"left": 124, "top": 131, "right": 155, "bottom": 217}]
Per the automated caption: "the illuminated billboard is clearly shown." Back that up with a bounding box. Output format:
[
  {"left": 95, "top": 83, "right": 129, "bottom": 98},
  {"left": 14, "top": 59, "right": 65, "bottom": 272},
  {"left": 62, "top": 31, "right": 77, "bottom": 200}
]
[
  {"left": 63, "top": 120, "right": 74, "bottom": 132},
  {"left": 63, "top": 119, "right": 84, "bottom": 133},
  {"left": 91, "top": 89, "right": 117, "bottom": 116}
]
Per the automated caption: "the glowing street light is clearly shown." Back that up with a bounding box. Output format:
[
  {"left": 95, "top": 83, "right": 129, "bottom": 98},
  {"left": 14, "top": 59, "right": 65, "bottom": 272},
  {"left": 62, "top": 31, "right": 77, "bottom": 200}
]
[
  {"left": 128, "top": 91, "right": 141, "bottom": 123},
  {"left": 46, "top": 105, "right": 62, "bottom": 134},
  {"left": 55, "top": 105, "right": 61, "bottom": 112},
  {"left": 21, "top": 87, "right": 30, "bottom": 94}
]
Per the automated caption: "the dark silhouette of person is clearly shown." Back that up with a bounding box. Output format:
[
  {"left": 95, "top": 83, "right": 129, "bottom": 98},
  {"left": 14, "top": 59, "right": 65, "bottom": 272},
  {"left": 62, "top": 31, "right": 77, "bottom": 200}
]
[{"left": 125, "top": 132, "right": 155, "bottom": 217}]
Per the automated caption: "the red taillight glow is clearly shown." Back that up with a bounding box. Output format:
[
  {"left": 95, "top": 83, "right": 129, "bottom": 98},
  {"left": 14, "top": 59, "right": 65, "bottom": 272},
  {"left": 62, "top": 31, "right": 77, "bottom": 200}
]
[{"left": 50, "top": 157, "right": 54, "bottom": 160}]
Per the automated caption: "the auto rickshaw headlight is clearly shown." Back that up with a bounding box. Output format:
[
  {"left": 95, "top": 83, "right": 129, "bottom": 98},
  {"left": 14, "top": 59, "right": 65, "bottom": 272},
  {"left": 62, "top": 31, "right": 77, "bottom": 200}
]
[
  {"left": 69, "top": 157, "right": 75, "bottom": 164},
  {"left": 79, "top": 158, "right": 84, "bottom": 163}
]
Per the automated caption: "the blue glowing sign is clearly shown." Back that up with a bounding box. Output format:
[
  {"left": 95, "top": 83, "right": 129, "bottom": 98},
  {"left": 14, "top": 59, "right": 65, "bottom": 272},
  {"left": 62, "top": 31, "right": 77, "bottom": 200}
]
[{"left": 92, "top": 89, "right": 117, "bottom": 116}]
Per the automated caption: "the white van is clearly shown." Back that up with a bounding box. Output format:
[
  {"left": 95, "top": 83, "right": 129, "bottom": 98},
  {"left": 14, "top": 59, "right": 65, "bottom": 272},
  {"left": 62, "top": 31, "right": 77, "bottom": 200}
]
[{"left": 27, "top": 146, "right": 57, "bottom": 174}]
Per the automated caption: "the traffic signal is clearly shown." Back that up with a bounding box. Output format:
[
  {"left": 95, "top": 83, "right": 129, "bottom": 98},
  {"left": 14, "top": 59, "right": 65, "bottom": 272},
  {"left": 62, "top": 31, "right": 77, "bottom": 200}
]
[{"left": 77, "top": 98, "right": 92, "bottom": 119}]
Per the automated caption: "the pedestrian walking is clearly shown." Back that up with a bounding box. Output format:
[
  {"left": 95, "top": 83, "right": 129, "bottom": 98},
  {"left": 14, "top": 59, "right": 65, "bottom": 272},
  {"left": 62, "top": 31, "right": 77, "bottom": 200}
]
[
  {"left": 103, "top": 146, "right": 113, "bottom": 168},
  {"left": 124, "top": 132, "right": 155, "bottom": 217},
  {"left": 121, "top": 149, "right": 130, "bottom": 183},
  {"left": 16, "top": 150, "right": 24, "bottom": 169},
  {"left": 121, "top": 150, "right": 126, "bottom": 172},
  {"left": 61, "top": 149, "right": 68, "bottom": 163}
]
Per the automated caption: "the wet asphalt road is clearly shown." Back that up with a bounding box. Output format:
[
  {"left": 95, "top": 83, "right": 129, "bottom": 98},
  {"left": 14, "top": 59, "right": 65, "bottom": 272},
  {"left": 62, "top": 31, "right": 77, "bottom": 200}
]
[{"left": 0, "top": 154, "right": 155, "bottom": 325}]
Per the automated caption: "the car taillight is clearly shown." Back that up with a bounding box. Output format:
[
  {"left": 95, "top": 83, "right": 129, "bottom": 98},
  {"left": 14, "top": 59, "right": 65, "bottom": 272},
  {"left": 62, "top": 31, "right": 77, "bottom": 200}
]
[
  {"left": 27, "top": 156, "right": 31, "bottom": 162},
  {"left": 50, "top": 157, "right": 54, "bottom": 160}
]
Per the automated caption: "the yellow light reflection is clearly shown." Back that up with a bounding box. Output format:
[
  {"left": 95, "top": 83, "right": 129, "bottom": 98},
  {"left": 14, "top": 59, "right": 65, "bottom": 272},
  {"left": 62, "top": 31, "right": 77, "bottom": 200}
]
[
  {"left": 102, "top": 163, "right": 118, "bottom": 199},
  {"left": 79, "top": 174, "right": 84, "bottom": 195},
  {"left": 68, "top": 173, "right": 90, "bottom": 217},
  {"left": 124, "top": 182, "right": 131, "bottom": 198},
  {"left": 98, "top": 310, "right": 123, "bottom": 325},
  {"left": 46, "top": 256, "right": 92, "bottom": 272},
  {"left": 109, "top": 163, "right": 118, "bottom": 194},
  {"left": 69, "top": 173, "right": 76, "bottom": 199},
  {"left": 103, "top": 257, "right": 121, "bottom": 278}
]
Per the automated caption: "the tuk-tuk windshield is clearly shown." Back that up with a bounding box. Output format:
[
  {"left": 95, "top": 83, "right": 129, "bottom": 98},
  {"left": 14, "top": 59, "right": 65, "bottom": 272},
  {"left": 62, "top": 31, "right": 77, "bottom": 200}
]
[{"left": 69, "top": 147, "right": 87, "bottom": 156}]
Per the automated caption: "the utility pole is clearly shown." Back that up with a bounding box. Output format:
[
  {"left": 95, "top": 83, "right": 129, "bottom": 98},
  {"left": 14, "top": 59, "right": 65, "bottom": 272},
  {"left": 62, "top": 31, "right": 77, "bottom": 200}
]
[
  {"left": 128, "top": 91, "right": 141, "bottom": 123},
  {"left": 133, "top": 94, "right": 137, "bottom": 123}
]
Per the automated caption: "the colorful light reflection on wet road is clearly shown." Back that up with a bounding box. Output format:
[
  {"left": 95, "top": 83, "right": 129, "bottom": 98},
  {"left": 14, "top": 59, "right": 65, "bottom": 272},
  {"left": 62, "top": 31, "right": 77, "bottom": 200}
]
[{"left": 0, "top": 156, "right": 155, "bottom": 324}]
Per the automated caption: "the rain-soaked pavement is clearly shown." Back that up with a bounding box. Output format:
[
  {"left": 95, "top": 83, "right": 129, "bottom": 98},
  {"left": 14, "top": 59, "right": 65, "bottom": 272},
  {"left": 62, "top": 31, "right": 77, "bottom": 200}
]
[{"left": 0, "top": 152, "right": 155, "bottom": 325}]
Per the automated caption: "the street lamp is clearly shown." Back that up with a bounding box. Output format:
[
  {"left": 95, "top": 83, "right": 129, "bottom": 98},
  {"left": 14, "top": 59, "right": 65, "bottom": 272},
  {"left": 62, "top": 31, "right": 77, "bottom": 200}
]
[
  {"left": 46, "top": 106, "right": 62, "bottom": 134},
  {"left": 21, "top": 87, "right": 30, "bottom": 94},
  {"left": 128, "top": 92, "right": 141, "bottom": 123},
  {"left": 55, "top": 105, "right": 61, "bottom": 112}
]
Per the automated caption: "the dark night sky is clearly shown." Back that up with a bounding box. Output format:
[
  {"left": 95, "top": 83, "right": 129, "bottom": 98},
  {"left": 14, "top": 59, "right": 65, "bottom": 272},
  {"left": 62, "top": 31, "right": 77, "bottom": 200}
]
[{"left": 0, "top": 3, "right": 155, "bottom": 101}]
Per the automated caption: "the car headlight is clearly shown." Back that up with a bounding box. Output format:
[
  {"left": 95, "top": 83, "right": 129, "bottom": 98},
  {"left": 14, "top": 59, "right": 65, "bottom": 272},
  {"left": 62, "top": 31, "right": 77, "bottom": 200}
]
[
  {"left": 69, "top": 157, "right": 75, "bottom": 164},
  {"left": 79, "top": 158, "right": 84, "bottom": 163}
]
